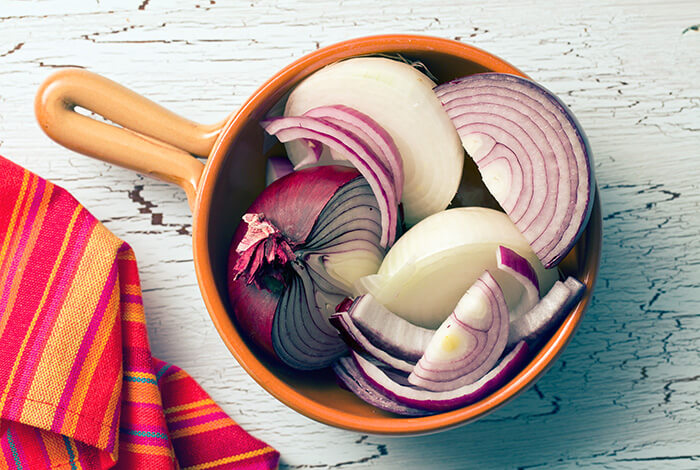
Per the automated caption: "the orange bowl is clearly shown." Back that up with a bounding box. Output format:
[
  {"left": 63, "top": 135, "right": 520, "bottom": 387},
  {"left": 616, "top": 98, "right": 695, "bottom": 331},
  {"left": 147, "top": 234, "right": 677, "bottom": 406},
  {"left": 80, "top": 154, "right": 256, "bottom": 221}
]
[{"left": 36, "top": 34, "right": 601, "bottom": 435}]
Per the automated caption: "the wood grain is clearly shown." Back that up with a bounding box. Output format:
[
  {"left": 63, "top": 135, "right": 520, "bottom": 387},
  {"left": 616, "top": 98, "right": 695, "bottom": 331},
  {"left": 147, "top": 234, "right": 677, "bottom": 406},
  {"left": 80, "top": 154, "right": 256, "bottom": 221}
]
[{"left": 1, "top": 0, "right": 699, "bottom": 468}]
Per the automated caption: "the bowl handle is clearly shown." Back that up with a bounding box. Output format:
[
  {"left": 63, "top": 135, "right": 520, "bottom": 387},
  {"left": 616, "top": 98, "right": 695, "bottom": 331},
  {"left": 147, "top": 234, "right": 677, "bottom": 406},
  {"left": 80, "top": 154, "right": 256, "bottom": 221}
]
[{"left": 35, "top": 68, "right": 226, "bottom": 210}]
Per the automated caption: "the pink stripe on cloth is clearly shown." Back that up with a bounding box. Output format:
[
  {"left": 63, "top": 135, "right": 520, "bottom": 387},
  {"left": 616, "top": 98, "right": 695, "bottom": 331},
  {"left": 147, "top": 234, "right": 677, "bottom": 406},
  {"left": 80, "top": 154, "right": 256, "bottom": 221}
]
[
  {"left": 120, "top": 294, "right": 143, "bottom": 304},
  {"left": 34, "top": 427, "right": 53, "bottom": 469},
  {"left": 0, "top": 177, "right": 46, "bottom": 314},
  {"left": 50, "top": 258, "right": 119, "bottom": 434}
]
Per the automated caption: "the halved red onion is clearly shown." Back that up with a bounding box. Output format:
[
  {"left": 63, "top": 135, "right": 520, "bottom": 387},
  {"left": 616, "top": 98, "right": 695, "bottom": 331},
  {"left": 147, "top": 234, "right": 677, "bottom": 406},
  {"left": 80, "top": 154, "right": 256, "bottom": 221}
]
[
  {"left": 333, "top": 357, "right": 431, "bottom": 416},
  {"left": 497, "top": 245, "right": 539, "bottom": 317},
  {"left": 409, "top": 271, "right": 509, "bottom": 391},
  {"left": 329, "top": 311, "right": 416, "bottom": 373},
  {"left": 349, "top": 341, "right": 528, "bottom": 412},
  {"left": 261, "top": 116, "right": 398, "bottom": 247},
  {"left": 346, "top": 294, "right": 434, "bottom": 362},
  {"left": 228, "top": 166, "right": 384, "bottom": 370},
  {"left": 507, "top": 276, "right": 585, "bottom": 348},
  {"left": 265, "top": 156, "right": 295, "bottom": 186},
  {"left": 303, "top": 105, "right": 404, "bottom": 202},
  {"left": 435, "top": 73, "right": 594, "bottom": 268}
]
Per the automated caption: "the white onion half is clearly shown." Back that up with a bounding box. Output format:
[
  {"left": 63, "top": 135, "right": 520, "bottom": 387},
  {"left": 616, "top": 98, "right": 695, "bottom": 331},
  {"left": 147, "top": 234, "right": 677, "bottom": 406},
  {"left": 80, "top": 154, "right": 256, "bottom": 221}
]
[
  {"left": 284, "top": 57, "right": 464, "bottom": 226},
  {"left": 356, "top": 207, "right": 558, "bottom": 329}
]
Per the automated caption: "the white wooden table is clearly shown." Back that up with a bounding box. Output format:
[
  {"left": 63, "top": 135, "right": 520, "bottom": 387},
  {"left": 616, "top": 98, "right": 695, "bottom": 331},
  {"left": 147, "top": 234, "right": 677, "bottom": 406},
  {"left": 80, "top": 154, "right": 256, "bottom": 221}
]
[{"left": 2, "top": 1, "right": 699, "bottom": 468}]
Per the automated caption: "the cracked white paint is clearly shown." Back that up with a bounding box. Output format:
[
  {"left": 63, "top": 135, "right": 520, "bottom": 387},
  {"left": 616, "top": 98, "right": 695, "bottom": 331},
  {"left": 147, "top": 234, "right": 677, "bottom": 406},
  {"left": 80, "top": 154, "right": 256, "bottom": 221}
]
[{"left": 1, "top": 0, "right": 699, "bottom": 468}]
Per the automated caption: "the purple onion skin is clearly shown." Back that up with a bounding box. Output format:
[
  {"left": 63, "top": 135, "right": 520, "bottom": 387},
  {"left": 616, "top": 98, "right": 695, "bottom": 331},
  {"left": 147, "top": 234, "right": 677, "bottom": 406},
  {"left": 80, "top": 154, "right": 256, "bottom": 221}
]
[
  {"left": 498, "top": 245, "right": 539, "bottom": 291},
  {"left": 228, "top": 166, "right": 360, "bottom": 359}
]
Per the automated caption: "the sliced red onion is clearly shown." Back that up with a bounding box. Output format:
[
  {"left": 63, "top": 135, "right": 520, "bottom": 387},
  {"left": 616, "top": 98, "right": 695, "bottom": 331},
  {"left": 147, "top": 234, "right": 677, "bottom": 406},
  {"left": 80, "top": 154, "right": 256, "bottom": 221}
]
[
  {"left": 507, "top": 276, "right": 585, "bottom": 349},
  {"left": 303, "top": 105, "right": 404, "bottom": 202},
  {"left": 228, "top": 167, "right": 385, "bottom": 370},
  {"left": 329, "top": 311, "right": 416, "bottom": 373},
  {"left": 350, "top": 341, "right": 529, "bottom": 412},
  {"left": 265, "top": 156, "right": 295, "bottom": 186},
  {"left": 347, "top": 294, "right": 434, "bottom": 363},
  {"left": 435, "top": 73, "right": 594, "bottom": 268},
  {"left": 409, "top": 271, "right": 509, "bottom": 391},
  {"left": 497, "top": 245, "right": 540, "bottom": 317},
  {"left": 333, "top": 357, "right": 432, "bottom": 416},
  {"left": 261, "top": 116, "right": 398, "bottom": 247}
]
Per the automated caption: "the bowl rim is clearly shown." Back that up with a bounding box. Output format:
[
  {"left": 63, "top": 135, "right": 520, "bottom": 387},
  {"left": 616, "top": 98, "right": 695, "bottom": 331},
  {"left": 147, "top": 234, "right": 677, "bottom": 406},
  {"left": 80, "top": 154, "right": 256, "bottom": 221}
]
[{"left": 191, "top": 33, "right": 602, "bottom": 435}]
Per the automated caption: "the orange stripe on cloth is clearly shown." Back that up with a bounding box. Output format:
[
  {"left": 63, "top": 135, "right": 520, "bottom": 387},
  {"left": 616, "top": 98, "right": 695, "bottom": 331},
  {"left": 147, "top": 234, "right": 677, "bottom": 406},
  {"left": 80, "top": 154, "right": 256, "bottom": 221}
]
[
  {"left": 164, "top": 399, "right": 215, "bottom": 415},
  {"left": 61, "top": 280, "right": 120, "bottom": 438},
  {"left": 122, "top": 302, "right": 146, "bottom": 323},
  {"left": 165, "top": 404, "right": 221, "bottom": 423},
  {"left": 0, "top": 169, "right": 30, "bottom": 268},
  {"left": 97, "top": 365, "right": 122, "bottom": 455},
  {"left": 0, "top": 176, "right": 49, "bottom": 341},
  {"left": 123, "top": 380, "right": 163, "bottom": 405},
  {"left": 169, "top": 417, "right": 233, "bottom": 439},
  {"left": 181, "top": 446, "right": 277, "bottom": 470},
  {"left": 122, "top": 284, "right": 142, "bottom": 296},
  {"left": 19, "top": 223, "right": 123, "bottom": 428},
  {"left": 0, "top": 182, "right": 54, "bottom": 414},
  {"left": 0, "top": 173, "right": 36, "bottom": 296},
  {"left": 163, "top": 369, "right": 189, "bottom": 384},
  {"left": 121, "top": 442, "right": 176, "bottom": 458}
]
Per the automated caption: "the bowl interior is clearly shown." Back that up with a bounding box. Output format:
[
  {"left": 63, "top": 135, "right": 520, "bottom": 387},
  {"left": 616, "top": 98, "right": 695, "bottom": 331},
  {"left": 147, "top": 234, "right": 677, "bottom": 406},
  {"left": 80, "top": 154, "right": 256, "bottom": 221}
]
[{"left": 196, "top": 35, "right": 602, "bottom": 434}]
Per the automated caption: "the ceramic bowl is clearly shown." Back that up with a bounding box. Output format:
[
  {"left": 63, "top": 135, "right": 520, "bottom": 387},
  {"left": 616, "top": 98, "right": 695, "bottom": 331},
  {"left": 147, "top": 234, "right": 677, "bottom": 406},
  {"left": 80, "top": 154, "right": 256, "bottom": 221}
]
[{"left": 35, "top": 34, "right": 601, "bottom": 435}]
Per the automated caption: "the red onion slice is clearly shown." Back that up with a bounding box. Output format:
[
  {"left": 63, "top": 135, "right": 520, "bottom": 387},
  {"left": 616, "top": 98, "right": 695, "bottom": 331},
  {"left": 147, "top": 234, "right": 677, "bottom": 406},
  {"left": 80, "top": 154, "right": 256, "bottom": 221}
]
[
  {"left": 329, "top": 311, "right": 416, "bottom": 373},
  {"left": 265, "top": 156, "right": 295, "bottom": 186},
  {"left": 507, "top": 276, "right": 585, "bottom": 349},
  {"left": 409, "top": 271, "right": 509, "bottom": 391},
  {"left": 303, "top": 105, "right": 404, "bottom": 202},
  {"left": 347, "top": 294, "right": 434, "bottom": 362},
  {"left": 262, "top": 116, "right": 398, "bottom": 247},
  {"left": 333, "top": 357, "right": 431, "bottom": 416},
  {"left": 435, "top": 73, "right": 594, "bottom": 268},
  {"left": 497, "top": 245, "right": 540, "bottom": 317},
  {"left": 350, "top": 341, "right": 529, "bottom": 412}
]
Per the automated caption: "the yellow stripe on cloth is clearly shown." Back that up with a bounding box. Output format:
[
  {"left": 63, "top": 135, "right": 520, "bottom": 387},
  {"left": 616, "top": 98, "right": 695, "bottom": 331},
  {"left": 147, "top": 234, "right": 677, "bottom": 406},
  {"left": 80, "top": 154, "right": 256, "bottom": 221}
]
[
  {"left": 63, "top": 280, "right": 121, "bottom": 437},
  {"left": 181, "top": 446, "right": 277, "bottom": 470},
  {"left": 164, "top": 399, "right": 215, "bottom": 415},
  {"left": 170, "top": 417, "right": 232, "bottom": 439},
  {"left": 165, "top": 404, "right": 221, "bottom": 423},
  {"left": 20, "top": 223, "right": 122, "bottom": 425}
]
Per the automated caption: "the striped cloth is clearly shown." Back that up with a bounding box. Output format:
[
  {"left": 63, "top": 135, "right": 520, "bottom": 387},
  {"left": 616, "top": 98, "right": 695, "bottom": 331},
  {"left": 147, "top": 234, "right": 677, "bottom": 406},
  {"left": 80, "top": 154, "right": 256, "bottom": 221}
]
[{"left": 0, "top": 156, "right": 280, "bottom": 469}]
